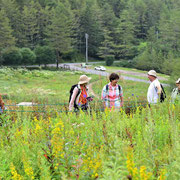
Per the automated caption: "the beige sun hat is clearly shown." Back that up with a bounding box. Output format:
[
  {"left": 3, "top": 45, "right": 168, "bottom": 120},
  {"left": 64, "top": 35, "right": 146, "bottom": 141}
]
[
  {"left": 148, "top": 70, "right": 157, "bottom": 78},
  {"left": 78, "top": 75, "right": 91, "bottom": 85},
  {"left": 176, "top": 78, "right": 180, "bottom": 84}
]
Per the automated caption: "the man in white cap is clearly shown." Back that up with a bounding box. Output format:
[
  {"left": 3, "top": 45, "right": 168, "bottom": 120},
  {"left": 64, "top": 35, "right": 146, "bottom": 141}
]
[
  {"left": 147, "top": 70, "right": 162, "bottom": 105},
  {"left": 69, "top": 75, "right": 92, "bottom": 111},
  {"left": 171, "top": 78, "right": 180, "bottom": 104}
]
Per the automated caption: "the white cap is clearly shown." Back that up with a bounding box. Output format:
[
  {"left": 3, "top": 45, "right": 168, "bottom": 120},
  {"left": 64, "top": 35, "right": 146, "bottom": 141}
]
[
  {"left": 148, "top": 70, "right": 157, "bottom": 78},
  {"left": 176, "top": 78, "right": 180, "bottom": 84}
]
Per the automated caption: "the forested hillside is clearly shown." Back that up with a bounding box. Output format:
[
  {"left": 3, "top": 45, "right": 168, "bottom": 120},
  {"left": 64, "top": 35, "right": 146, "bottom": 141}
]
[{"left": 0, "top": 0, "right": 179, "bottom": 79}]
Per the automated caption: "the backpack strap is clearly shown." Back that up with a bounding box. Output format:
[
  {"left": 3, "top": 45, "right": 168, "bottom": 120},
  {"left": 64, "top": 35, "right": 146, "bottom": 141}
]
[
  {"left": 105, "top": 84, "right": 121, "bottom": 97},
  {"left": 160, "top": 84, "right": 166, "bottom": 98},
  {"left": 74, "top": 85, "right": 81, "bottom": 109},
  {"left": 106, "top": 84, "right": 109, "bottom": 92}
]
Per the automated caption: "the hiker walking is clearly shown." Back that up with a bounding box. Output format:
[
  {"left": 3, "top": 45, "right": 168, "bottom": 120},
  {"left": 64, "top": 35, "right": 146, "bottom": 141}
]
[
  {"left": 171, "top": 78, "right": 180, "bottom": 104},
  {"left": 101, "top": 73, "right": 123, "bottom": 109},
  {"left": 69, "top": 75, "right": 92, "bottom": 111},
  {"left": 147, "top": 70, "right": 162, "bottom": 105}
]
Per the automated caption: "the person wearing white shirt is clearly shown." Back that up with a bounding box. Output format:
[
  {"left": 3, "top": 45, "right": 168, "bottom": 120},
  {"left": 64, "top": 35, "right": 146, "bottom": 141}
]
[
  {"left": 147, "top": 70, "right": 162, "bottom": 104},
  {"left": 171, "top": 78, "right": 180, "bottom": 104}
]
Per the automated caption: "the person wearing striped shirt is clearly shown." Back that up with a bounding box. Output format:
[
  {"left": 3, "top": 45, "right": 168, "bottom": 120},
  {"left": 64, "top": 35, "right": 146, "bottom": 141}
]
[{"left": 101, "top": 73, "right": 124, "bottom": 109}]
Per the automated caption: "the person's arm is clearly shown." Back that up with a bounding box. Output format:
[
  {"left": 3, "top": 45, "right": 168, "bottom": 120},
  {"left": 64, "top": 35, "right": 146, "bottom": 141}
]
[
  {"left": 120, "top": 96, "right": 124, "bottom": 107},
  {"left": 69, "top": 87, "right": 79, "bottom": 111},
  {"left": 119, "top": 87, "right": 123, "bottom": 107},
  {"left": 156, "top": 84, "right": 162, "bottom": 96},
  {"left": 101, "top": 86, "right": 106, "bottom": 108}
]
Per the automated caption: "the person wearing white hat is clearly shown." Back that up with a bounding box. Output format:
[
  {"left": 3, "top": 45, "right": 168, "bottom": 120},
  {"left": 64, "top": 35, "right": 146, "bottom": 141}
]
[
  {"left": 147, "top": 70, "right": 162, "bottom": 104},
  {"left": 69, "top": 75, "right": 92, "bottom": 111},
  {"left": 171, "top": 78, "right": 180, "bottom": 103}
]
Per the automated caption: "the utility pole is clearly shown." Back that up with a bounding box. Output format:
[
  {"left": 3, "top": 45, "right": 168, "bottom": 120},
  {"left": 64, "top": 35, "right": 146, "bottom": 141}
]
[
  {"left": 156, "top": 31, "right": 159, "bottom": 39},
  {"left": 85, "top": 33, "right": 89, "bottom": 64}
]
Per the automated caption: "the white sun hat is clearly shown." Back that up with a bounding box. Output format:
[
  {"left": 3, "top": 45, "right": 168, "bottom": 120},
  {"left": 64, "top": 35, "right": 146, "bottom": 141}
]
[
  {"left": 148, "top": 70, "right": 157, "bottom": 78},
  {"left": 176, "top": 78, "right": 180, "bottom": 84},
  {"left": 78, "top": 75, "right": 91, "bottom": 85}
]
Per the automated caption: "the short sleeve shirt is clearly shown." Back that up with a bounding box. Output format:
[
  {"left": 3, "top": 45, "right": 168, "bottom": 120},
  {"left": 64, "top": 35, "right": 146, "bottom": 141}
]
[
  {"left": 147, "top": 79, "right": 160, "bottom": 104},
  {"left": 101, "top": 83, "right": 123, "bottom": 109}
]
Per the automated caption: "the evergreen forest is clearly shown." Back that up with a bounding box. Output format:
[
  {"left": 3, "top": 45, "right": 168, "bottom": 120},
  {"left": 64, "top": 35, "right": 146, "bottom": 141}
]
[{"left": 0, "top": 0, "right": 179, "bottom": 80}]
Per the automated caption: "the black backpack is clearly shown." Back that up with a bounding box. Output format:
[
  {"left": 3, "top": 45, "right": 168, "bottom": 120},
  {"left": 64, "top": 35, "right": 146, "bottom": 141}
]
[
  {"left": 69, "top": 84, "right": 81, "bottom": 108},
  {"left": 160, "top": 84, "right": 166, "bottom": 102}
]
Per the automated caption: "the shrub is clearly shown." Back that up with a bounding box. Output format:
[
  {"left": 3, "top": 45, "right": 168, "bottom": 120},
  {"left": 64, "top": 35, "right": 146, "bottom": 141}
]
[
  {"left": 1, "top": 47, "right": 22, "bottom": 65},
  {"left": 134, "top": 46, "right": 164, "bottom": 72},
  {"left": 115, "top": 60, "right": 136, "bottom": 68},
  {"left": 62, "top": 51, "right": 85, "bottom": 62},
  {"left": 34, "top": 46, "right": 56, "bottom": 66},
  {"left": 20, "top": 48, "right": 36, "bottom": 65},
  {"left": 105, "top": 56, "right": 114, "bottom": 66}
]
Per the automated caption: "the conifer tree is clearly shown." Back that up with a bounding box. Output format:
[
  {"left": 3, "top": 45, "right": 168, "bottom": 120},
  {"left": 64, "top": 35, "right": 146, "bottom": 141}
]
[
  {"left": 0, "top": 10, "right": 15, "bottom": 50},
  {"left": 114, "top": 9, "right": 136, "bottom": 59},
  {"left": 78, "top": 0, "right": 104, "bottom": 57},
  {"left": 98, "top": 3, "right": 117, "bottom": 59},
  {"left": 20, "top": 0, "right": 39, "bottom": 48},
  {"left": 46, "top": 0, "right": 74, "bottom": 67}
]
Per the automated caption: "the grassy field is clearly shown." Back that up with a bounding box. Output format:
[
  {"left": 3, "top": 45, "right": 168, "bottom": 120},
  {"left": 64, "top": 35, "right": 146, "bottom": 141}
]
[
  {"left": 0, "top": 67, "right": 99, "bottom": 104},
  {"left": 0, "top": 67, "right": 172, "bottom": 108},
  {"left": 0, "top": 67, "right": 179, "bottom": 179},
  {"left": 0, "top": 100, "right": 180, "bottom": 179}
]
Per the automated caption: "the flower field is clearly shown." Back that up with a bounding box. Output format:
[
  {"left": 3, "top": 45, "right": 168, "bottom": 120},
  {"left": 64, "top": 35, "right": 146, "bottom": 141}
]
[
  {"left": 0, "top": 101, "right": 179, "bottom": 179},
  {"left": 0, "top": 67, "right": 179, "bottom": 179}
]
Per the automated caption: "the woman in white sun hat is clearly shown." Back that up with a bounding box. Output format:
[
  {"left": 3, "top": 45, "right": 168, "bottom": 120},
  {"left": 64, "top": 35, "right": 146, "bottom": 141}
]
[
  {"left": 69, "top": 75, "right": 92, "bottom": 111},
  {"left": 147, "top": 70, "right": 162, "bottom": 105},
  {"left": 171, "top": 78, "right": 180, "bottom": 104}
]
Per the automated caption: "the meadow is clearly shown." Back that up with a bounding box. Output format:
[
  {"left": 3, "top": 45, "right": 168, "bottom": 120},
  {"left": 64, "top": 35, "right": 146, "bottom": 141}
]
[{"left": 0, "top": 67, "right": 179, "bottom": 179}]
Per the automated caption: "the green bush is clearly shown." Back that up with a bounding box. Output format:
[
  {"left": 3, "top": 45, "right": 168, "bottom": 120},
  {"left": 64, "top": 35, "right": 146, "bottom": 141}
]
[
  {"left": 62, "top": 51, "right": 85, "bottom": 62},
  {"left": 134, "top": 46, "right": 164, "bottom": 72},
  {"left": 169, "top": 58, "right": 180, "bottom": 85},
  {"left": 115, "top": 60, "right": 136, "bottom": 68},
  {"left": 2, "top": 47, "right": 22, "bottom": 65},
  {"left": 34, "top": 46, "right": 56, "bottom": 66},
  {"left": 20, "top": 48, "right": 36, "bottom": 65},
  {"left": 105, "top": 56, "right": 114, "bottom": 66}
]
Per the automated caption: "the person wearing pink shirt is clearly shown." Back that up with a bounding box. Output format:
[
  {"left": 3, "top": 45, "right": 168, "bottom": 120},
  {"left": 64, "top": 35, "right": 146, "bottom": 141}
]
[{"left": 101, "top": 73, "right": 124, "bottom": 109}]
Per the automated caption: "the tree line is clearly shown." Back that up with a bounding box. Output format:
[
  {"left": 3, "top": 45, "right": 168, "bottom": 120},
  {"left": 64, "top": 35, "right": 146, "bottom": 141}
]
[{"left": 0, "top": 0, "right": 179, "bottom": 80}]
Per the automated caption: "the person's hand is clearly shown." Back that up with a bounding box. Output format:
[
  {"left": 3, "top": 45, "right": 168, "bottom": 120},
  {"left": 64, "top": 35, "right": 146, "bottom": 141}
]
[
  {"left": 87, "top": 96, "right": 93, "bottom": 102},
  {"left": 120, "top": 102, "right": 124, "bottom": 107}
]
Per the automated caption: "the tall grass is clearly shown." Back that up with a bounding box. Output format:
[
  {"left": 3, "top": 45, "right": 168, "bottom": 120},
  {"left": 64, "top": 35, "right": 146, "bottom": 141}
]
[{"left": 0, "top": 102, "right": 179, "bottom": 179}]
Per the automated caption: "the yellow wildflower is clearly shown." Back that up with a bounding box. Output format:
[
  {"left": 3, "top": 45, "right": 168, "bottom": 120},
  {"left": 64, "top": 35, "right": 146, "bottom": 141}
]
[{"left": 10, "top": 163, "right": 23, "bottom": 180}]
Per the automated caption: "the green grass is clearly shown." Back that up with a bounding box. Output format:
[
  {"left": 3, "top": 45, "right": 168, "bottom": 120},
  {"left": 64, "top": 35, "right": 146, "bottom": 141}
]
[
  {"left": 0, "top": 67, "right": 179, "bottom": 179},
  {"left": 0, "top": 102, "right": 179, "bottom": 179},
  {"left": 0, "top": 67, "right": 171, "bottom": 106},
  {"left": 0, "top": 68, "right": 99, "bottom": 104}
]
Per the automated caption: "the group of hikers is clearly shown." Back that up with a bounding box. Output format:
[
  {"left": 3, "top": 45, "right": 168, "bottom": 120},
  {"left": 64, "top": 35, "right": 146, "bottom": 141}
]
[{"left": 69, "top": 70, "right": 180, "bottom": 111}]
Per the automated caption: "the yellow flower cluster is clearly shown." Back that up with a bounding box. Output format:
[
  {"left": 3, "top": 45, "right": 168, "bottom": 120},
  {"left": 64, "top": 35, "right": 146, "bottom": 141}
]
[
  {"left": 22, "top": 154, "right": 34, "bottom": 179},
  {"left": 51, "top": 119, "right": 64, "bottom": 158},
  {"left": 23, "top": 161, "right": 34, "bottom": 179},
  {"left": 126, "top": 148, "right": 152, "bottom": 180},
  {"left": 83, "top": 152, "right": 102, "bottom": 178},
  {"left": 140, "top": 166, "right": 152, "bottom": 180},
  {"left": 33, "top": 117, "right": 45, "bottom": 136},
  {"left": 10, "top": 163, "right": 23, "bottom": 180},
  {"left": 126, "top": 149, "right": 135, "bottom": 176},
  {"left": 14, "top": 129, "right": 23, "bottom": 138}
]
